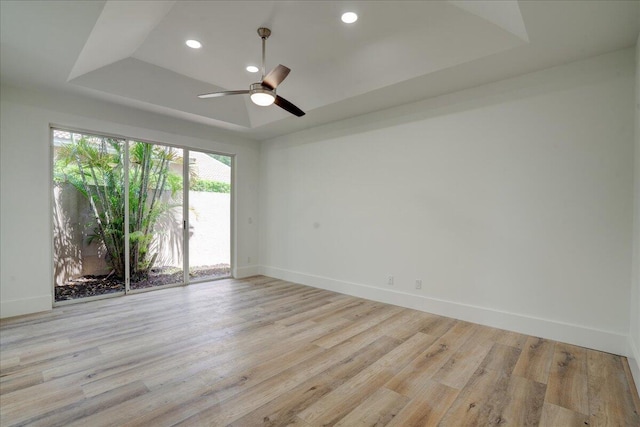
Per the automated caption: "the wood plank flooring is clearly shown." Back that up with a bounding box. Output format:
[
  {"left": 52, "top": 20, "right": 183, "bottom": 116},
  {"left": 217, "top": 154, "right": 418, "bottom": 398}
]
[{"left": 1, "top": 276, "right": 638, "bottom": 426}]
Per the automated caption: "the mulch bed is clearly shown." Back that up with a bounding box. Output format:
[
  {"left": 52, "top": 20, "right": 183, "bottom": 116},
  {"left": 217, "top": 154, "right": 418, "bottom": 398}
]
[{"left": 55, "top": 264, "right": 231, "bottom": 301}]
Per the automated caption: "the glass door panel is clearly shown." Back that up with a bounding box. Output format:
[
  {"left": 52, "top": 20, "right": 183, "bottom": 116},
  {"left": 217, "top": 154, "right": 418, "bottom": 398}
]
[
  {"left": 128, "top": 142, "right": 184, "bottom": 290},
  {"left": 53, "top": 130, "right": 126, "bottom": 301},
  {"left": 188, "top": 151, "right": 232, "bottom": 282}
]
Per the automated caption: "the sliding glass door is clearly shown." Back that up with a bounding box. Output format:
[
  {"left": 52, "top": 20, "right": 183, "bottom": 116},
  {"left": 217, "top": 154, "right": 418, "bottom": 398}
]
[{"left": 52, "top": 128, "right": 231, "bottom": 303}]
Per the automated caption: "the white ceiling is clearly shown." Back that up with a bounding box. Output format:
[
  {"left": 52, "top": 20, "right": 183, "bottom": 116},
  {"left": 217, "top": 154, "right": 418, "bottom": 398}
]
[{"left": 1, "top": 1, "right": 639, "bottom": 140}]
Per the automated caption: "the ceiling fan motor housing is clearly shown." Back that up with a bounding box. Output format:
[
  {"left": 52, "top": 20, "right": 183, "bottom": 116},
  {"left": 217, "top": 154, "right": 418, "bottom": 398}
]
[{"left": 251, "top": 82, "right": 274, "bottom": 95}]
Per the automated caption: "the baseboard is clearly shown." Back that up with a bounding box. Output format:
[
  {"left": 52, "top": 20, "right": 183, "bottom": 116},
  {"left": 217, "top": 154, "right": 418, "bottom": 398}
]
[
  {"left": 260, "top": 266, "right": 628, "bottom": 356},
  {"left": 0, "top": 295, "right": 52, "bottom": 319},
  {"left": 234, "top": 265, "right": 261, "bottom": 279},
  {"left": 628, "top": 336, "right": 640, "bottom": 396}
]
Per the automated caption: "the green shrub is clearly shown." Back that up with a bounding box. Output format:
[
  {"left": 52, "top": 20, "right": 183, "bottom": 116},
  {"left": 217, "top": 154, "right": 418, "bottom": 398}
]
[
  {"left": 55, "top": 138, "right": 181, "bottom": 279},
  {"left": 189, "top": 179, "right": 230, "bottom": 193}
]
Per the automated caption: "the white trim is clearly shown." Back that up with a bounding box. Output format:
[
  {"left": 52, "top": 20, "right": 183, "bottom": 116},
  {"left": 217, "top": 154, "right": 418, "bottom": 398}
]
[
  {"left": 628, "top": 336, "right": 640, "bottom": 396},
  {"left": 260, "top": 266, "right": 628, "bottom": 356},
  {"left": 124, "top": 140, "right": 130, "bottom": 293},
  {"left": 183, "top": 147, "right": 190, "bottom": 286},
  {"left": 1, "top": 295, "right": 52, "bottom": 319},
  {"left": 49, "top": 126, "right": 56, "bottom": 307},
  {"left": 234, "top": 266, "right": 261, "bottom": 278},
  {"left": 229, "top": 154, "right": 236, "bottom": 284}
]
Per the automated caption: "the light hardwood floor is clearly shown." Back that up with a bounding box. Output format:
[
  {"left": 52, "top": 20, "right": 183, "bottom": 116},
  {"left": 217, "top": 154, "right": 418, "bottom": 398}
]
[{"left": 1, "top": 276, "right": 639, "bottom": 426}]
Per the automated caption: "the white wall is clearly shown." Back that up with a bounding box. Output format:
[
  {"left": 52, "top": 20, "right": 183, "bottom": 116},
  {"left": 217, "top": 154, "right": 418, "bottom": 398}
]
[
  {"left": 259, "top": 48, "right": 636, "bottom": 355},
  {"left": 0, "top": 85, "right": 261, "bottom": 318},
  {"left": 629, "top": 35, "right": 640, "bottom": 394}
]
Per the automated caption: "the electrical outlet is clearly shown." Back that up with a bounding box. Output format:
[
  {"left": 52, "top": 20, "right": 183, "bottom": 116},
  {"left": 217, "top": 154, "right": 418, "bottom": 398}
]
[
  {"left": 415, "top": 279, "right": 422, "bottom": 290},
  {"left": 387, "top": 275, "right": 394, "bottom": 286}
]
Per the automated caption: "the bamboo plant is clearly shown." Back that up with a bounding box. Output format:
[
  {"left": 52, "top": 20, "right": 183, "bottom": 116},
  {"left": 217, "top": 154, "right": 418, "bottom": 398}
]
[{"left": 54, "top": 137, "right": 182, "bottom": 280}]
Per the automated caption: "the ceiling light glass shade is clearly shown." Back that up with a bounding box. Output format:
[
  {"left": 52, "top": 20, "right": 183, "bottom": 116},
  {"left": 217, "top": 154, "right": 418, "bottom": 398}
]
[
  {"left": 251, "top": 91, "right": 275, "bottom": 106},
  {"left": 185, "top": 39, "right": 202, "bottom": 49},
  {"left": 341, "top": 12, "right": 358, "bottom": 24}
]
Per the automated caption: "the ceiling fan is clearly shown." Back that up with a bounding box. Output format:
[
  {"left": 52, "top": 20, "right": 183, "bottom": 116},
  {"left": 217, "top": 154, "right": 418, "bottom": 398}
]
[{"left": 198, "top": 27, "right": 305, "bottom": 117}]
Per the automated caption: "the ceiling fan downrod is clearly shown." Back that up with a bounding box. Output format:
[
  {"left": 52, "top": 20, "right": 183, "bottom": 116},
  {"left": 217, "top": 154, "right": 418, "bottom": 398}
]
[{"left": 257, "top": 27, "right": 271, "bottom": 80}]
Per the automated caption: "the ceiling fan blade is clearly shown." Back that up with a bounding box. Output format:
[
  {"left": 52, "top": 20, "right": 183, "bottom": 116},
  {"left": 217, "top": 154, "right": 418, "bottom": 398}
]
[
  {"left": 198, "top": 90, "right": 249, "bottom": 99},
  {"left": 274, "top": 95, "right": 305, "bottom": 117},
  {"left": 261, "top": 64, "right": 291, "bottom": 90}
]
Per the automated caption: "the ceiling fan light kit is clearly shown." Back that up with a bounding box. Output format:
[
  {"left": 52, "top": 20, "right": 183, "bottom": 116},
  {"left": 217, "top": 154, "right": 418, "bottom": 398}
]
[
  {"left": 249, "top": 83, "right": 275, "bottom": 106},
  {"left": 198, "top": 27, "right": 305, "bottom": 117}
]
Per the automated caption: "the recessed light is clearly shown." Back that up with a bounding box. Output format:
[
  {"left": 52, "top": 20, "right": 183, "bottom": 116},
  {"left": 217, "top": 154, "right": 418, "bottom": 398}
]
[
  {"left": 246, "top": 65, "right": 259, "bottom": 73},
  {"left": 185, "top": 39, "right": 202, "bottom": 49},
  {"left": 341, "top": 12, "right": 358, "bottom": 24}
]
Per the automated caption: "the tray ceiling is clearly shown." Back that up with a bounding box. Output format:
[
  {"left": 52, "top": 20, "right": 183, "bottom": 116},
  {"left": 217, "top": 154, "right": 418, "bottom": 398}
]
[{"left": 1, "top": 1, "right": 638, "bottom": 140}]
